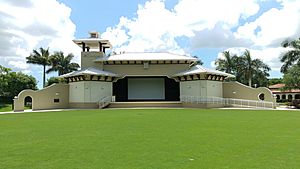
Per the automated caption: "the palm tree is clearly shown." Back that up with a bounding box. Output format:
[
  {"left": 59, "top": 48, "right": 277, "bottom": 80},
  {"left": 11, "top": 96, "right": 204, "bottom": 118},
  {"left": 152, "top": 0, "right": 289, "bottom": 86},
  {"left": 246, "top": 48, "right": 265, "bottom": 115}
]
[
  {"left": 280, "top": 38, "right": 300, "bottom": 73},
  {"left": 26, "top": 47, "right": 51, "bottom": 88},
  {"left": 47, "top": 51, "right": 80, "bottom": 76},
  {"left": 240, "top": 49, "right": 270, "bottom": 87},
  {"left": 191, "top": 55, "right": 203, "bottom": 66},
  {"left": 215, "top": 51, "right": 236, "bottom": 74}
]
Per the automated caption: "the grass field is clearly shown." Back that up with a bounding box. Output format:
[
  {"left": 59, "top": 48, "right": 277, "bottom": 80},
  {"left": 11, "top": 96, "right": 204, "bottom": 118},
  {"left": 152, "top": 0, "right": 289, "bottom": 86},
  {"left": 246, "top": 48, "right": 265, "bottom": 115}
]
[
  {"left": 0, "top": 104, "right": 12, "bottom": 112},
  {"left": 0, "top": 104, "right": 32, "bottom": 112},
  {"left": 0, "top": 109, "right": 300, "bottom": 169}
]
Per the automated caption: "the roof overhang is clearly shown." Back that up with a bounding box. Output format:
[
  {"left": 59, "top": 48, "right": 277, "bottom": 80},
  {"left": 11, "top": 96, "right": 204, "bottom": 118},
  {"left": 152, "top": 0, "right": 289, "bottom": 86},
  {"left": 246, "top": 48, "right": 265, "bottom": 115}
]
[
  {"left": 94, "top": 52, "right": 197, "bottom": 64},
  {"left": 73, "top": 39, "right": 112, "bottom": 49},
  {"left": 60, "top": 67, "right": 118, "bottom": 78}
]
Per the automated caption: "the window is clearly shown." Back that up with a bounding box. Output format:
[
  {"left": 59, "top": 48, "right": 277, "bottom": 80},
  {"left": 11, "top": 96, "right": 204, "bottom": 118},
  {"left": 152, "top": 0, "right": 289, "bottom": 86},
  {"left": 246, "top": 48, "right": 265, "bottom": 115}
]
[
  {"left": 54, "top": 99, "right": 60, "bottom": 103},
  {"left": 258, "top": 93, "right": 265, "bottom": 101},
  {"left": 288, "top": 94, "right": 293, "bottom": 101}
]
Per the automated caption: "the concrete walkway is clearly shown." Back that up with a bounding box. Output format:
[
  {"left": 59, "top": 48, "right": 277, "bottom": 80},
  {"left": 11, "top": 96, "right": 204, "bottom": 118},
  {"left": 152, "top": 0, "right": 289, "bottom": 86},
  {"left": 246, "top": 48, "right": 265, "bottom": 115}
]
[
  {"left": 0, "top": 106, "right": 299, "bottom": 115},
  {"left": 0, "top": 109, "right": 74, "bottom": 115}
]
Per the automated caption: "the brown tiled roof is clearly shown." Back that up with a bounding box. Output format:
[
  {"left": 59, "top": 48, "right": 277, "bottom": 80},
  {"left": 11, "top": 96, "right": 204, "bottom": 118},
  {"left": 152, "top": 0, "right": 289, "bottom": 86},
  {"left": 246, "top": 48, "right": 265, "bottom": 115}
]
[
  {"left": 269, "top": 83, "right": 300, "bottom": 94},
  {"left": 271, "top": 89, "right": 300, "bottom": 94},
  {"left": 269, "top": 83, "right": 285, "bottom": 89}
]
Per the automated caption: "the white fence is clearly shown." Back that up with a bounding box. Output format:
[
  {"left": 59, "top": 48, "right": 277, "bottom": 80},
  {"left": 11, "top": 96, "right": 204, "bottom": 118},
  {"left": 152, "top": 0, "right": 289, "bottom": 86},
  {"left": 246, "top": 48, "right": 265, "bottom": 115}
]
[{"left": 180, "top": 95, "right": 275, "bottom": 109}]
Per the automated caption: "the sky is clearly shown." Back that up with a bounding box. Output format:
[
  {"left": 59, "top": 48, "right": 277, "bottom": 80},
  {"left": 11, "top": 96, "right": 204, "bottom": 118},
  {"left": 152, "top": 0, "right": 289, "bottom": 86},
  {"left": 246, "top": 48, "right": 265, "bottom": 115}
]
[{"left": 0, "top": 0, "right": 300, "bottom": 89}]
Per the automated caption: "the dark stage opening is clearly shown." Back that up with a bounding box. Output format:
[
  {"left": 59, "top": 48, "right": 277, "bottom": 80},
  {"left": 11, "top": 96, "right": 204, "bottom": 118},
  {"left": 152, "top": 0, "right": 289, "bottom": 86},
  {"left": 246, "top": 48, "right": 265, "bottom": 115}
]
[{"left": 113, "top": 77, "right": 179, "bottom": 102}]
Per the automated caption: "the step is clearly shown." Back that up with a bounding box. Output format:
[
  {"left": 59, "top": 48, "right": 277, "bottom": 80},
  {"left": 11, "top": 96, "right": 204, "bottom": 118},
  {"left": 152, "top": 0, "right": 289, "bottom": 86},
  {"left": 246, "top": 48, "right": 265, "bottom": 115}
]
[{"left": 107, "top": 101, "right": 183, "bottom": 108}]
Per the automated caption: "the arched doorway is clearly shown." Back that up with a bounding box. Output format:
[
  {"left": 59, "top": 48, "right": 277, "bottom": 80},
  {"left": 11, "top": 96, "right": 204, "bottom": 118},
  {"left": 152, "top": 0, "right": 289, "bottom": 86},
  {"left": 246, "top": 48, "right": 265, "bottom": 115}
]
[
  {"left": 24, "top": 96, "right": 32, "bottom": 110},
  {"left": 276, "top": 95, "right": 280, "bottom": 101}
]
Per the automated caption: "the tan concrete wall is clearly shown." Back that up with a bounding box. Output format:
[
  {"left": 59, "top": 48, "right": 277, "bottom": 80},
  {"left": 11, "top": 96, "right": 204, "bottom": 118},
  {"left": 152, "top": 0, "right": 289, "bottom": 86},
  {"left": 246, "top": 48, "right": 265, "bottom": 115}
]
[
  {"left": 182, "top": 103, "right": 224, "bottom": 108},
  {"left": 223, "top": 81, "right": 276, "bottom": 103},
  {"left": 13, "top": 84, "right": 69, "bottom": 111},
  {"left": 81, "top": 52, "right": 104, "bottom": 69},
  {"left": 69, "top": 81, "right": 112, "bottom": 103},
  {"left": 69, "top": 102, "right": 98, "bottom": 109},
  {"left": 104, "top": 64, "right": 190, "bottom": 77},
  {"left": 108, "top": 102, "right": 182, "bottom": 108}
]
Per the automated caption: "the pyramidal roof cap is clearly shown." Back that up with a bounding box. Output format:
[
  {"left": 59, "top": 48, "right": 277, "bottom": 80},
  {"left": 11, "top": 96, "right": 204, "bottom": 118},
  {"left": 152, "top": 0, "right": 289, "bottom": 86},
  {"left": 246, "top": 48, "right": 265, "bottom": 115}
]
[{"left": 173, "top": 65, "right": 235, "bottom": 78}]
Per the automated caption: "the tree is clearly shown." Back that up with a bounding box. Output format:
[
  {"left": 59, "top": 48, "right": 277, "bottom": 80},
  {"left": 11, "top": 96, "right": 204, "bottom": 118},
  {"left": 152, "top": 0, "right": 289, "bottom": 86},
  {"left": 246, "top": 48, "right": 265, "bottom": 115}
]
[
  {"left": 238, "top": 50, "right": 270, "bottom": 87},
  {"left": 215, "top": 49, "right": 271, "bottom": 87},
  {"left": 0, "top": 65, "right": 37, "bottom": 98},
  {"left": 190, "top": 56, "right": 203, "bottom": 67},
  {"left": 0, "top": 65, "right": 10, "bottom": 96},
  {"left": 5, "top": 72, "right": 37, "bottom": 97},
  {"left": 215, "top": 51, "right": 236, "bottom": 74},
  {"left": 47, "top": 51, "right": 80, "bottom": 76},
  {"left": 268, "top": 78, "right": 283, "bottom": 86},
  {"left": 280, "top": 38, "right": 300, "bottom": 73},
  {"left": 46, "top": 77, "right": 66, "bottom": 87},
  {"left": 0, "top": 65, "right": 11, "bottom": 74},
  {"left": 241, "top": 49, "right": 255, "bottom": 87},
  {"left": 26, "top": 47, "right": 51, "bottom": 87},
  {"left": 282, "top": 64, "right": 300, "bottom": 90}
]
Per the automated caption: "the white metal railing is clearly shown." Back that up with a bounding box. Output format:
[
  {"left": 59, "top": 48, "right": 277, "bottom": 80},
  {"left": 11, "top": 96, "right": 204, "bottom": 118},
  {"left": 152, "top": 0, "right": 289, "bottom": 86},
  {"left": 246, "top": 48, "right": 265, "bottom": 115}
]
[
  {"left": 99, "top": 96, "right": 112, "bottom": 109},
  {"left": 180, "top": 95, "right": 274, "bottom": 109}
]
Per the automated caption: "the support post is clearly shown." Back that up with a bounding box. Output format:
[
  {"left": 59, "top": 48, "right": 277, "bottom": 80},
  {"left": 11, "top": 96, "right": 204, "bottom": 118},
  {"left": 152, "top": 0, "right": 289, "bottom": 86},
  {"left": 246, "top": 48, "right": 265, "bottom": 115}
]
[
  {"left": 99, "top": 42, "right": 103, "bottom": 52},
  {"left": 82, "top": 42, "right": 86, "bottom": 52}
]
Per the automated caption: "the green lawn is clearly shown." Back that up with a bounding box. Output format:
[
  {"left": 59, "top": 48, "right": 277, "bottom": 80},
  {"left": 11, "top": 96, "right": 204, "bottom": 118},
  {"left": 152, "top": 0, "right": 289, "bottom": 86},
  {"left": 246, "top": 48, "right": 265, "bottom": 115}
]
[
  {"left": 0, "top": 109, "right": 300, "bottom": 169},
  {"left": 0, "top": 104, "right": 12, "bottom": 112}
]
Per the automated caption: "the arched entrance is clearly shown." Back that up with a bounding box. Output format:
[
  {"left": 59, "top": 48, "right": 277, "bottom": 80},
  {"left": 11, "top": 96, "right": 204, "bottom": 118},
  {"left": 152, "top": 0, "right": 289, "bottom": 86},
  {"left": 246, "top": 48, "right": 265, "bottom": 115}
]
[
  {"left": 276, "top": 95, "right": 280, "bottom": 101},
  {"left": 24, "top": 96, "right": 32, "bottom": 110}
]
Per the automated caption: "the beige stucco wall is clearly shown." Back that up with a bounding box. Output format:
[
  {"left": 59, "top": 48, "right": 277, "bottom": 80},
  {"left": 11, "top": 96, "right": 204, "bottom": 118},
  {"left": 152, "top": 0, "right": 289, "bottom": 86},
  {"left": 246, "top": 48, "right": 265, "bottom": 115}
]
[
  {"left": 81, "top": 52, "right": 104, "bottom": 69},
  {"left": 69, "top": 81, "right": 112, "bottom": 108},
  {"left": 13, "top": 84, "right": 69, "bottom": 111},
  {"left": 69, "top": 81, "right": 85, "bottom": 102},
  {"left": 223, "top": 81, "right": 276, "bottom": 103},
  {"left": 180, "top": 80, "right": 223, "bottom": 99},
  {"left": 104, "top": 64, "right": 190, "bottom": 77},
  {"left": 180, "top": 81, "right": 204, "bottom": 97},
  {"left": 206, "top": 81, "right": 223, "bottom": 97}
]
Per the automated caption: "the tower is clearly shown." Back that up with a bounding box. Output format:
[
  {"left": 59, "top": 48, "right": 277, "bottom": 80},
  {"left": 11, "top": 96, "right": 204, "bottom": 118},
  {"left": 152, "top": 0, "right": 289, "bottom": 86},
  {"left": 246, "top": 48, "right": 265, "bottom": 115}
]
[{"left": 73, "top": 32, "right": 112, "bottom": 69}]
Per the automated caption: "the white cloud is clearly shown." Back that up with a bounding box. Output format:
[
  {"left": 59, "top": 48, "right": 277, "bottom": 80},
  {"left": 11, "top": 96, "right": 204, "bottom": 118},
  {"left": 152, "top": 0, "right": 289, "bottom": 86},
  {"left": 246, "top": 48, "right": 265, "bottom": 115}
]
[
  {"left": 0, "top": 0, "right": 80, "bottom": 72},
  {"left": 102, "top": 0, "right": 262, "bottom": 54},
  {"left": 102, "top": 0, "right": 185, "bottom": 54},
  {"left": 8, "top": 60, "right": 29, "bottom": 70},
  {"left": 236, "top": 0, "right": 300, "bottom": 47}
]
